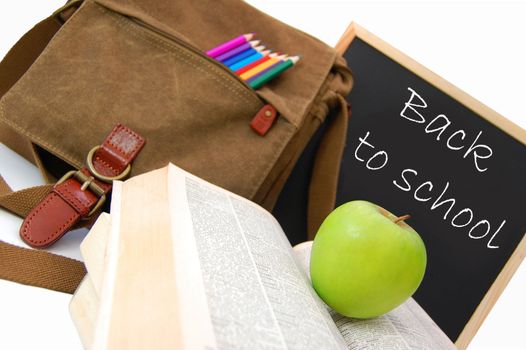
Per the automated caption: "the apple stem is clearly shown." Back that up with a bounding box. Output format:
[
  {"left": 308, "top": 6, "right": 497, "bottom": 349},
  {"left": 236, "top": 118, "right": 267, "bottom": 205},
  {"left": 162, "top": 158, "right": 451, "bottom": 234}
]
[{"left": 394, "top": 214, "right": 411, "bottom": 224}]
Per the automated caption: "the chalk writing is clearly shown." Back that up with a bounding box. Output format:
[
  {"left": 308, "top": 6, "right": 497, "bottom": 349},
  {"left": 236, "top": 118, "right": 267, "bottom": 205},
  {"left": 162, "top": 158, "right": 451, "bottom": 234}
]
[
  {"left": 401, "top": 88, "right": 493, "bottom": 173},
  {"left": 349, "top": 87, "right": 507, "bottom": 249}
]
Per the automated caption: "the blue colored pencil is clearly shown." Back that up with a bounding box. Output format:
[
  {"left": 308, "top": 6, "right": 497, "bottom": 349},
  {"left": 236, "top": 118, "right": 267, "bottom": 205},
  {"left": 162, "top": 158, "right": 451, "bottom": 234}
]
[
  {"left": 228, "top": 50, "right": 270, "bottom": 71},
  {"left": 223, "top": 45, "right": 265, "bottom": 67}
]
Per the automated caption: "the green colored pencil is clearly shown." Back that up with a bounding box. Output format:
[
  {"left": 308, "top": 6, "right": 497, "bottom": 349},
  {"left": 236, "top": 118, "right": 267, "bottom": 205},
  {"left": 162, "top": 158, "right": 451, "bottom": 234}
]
[{"left": 248, "top": 56, "right": 300, "bottom": 89}]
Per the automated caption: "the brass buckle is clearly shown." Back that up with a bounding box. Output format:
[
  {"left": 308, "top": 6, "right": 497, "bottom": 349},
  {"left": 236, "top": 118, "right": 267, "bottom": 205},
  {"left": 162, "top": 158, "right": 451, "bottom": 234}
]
[
  {"left": 86, "top": 146, "right": 131, "bottom": 183},
  {"left": 56, "top": 170, "right": 107, "bottom": 218},
  {"left": 54, "top": 144, "right": 131, "bottom": 218}
]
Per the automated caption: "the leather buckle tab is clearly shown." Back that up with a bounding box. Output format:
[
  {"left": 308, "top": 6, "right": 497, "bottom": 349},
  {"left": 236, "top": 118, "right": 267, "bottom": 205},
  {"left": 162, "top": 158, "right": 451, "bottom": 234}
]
[
  {"left": 56, "top": 170, "right": 106, "bottom": 218},
  {"left": 86, "top": 146, "right": 131, "bottom": 183}
]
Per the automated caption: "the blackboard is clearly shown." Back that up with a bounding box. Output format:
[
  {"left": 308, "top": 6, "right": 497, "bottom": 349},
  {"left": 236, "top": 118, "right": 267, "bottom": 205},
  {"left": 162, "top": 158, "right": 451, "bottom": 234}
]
[{"left": 273, "top": 23, "right": 526, "bottom": 349}]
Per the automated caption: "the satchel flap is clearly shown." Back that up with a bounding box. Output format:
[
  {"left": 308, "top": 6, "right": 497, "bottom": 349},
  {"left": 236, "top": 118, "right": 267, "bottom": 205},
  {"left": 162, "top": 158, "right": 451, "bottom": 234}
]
[
  {"left": 0, "top": 0, "right": 302, "bottom": 200},
  {"left": 95, "top": 0, "right": 339, "bottom": 128}
]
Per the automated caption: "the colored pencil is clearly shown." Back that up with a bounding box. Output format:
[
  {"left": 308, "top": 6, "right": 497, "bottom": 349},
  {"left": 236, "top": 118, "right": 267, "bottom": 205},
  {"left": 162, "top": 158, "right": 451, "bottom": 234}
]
[
  {"left": 206, "top": 33, "right": 254, "bottom": 58},
  {"left": 234, "top": 53, "right": 277, "bottom": 75},
  {"left": 240, "top": 54, "right": 288, "bottom": 81},
  {"left": 245, "top": 55, "right": 284, "bottom": 82},
  {"left": 245, "top": 66, "right": 271, "bottom": 84},
  {"left": 249, "top": 56, "right": 300, "bottom": 89},
  {"left": 215, "top": 40, "right": 260, "bottom": 62},
  {"left": 228, "top": 50, "right": 271, "bottom": 71},
  {"left": 222, "top": 45, "right": 265, "bottom": 67}
]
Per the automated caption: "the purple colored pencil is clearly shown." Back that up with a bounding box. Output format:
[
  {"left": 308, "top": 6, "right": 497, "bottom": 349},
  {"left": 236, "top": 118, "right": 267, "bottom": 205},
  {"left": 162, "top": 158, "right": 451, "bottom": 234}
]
[
  {"left": 223, "top": 46, "right": 264, "bottom": 66},
  {"left": 215, "top": 40, "right": 259, "bottom": 62},
  {"left": 206, "top": 33, "right": 255, "bottom": 58}
]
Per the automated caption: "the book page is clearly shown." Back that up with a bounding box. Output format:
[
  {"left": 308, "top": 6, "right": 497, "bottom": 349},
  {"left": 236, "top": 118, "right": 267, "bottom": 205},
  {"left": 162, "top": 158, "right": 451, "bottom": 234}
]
[
  {"left": 293, "top": 242, "right": 457, "bottom": 350},
  {"left": 167, "top": 164, "right": 347, "bottom": 350}
]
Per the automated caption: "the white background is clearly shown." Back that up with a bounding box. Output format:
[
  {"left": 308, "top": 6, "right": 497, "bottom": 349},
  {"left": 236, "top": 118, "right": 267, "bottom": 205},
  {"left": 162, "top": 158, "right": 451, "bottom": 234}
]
[{"left": 0, "top": 1, "right": 525, "bottom": 349}]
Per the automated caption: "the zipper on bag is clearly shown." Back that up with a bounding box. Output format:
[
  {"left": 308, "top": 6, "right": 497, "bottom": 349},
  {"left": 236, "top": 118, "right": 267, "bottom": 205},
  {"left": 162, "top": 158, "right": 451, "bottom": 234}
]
[
  {"left": 129, "top": 18, "right": 257, "bottom": 98},
  {"left": 126, "top": 16, "right": 280, "bottom": 136}
]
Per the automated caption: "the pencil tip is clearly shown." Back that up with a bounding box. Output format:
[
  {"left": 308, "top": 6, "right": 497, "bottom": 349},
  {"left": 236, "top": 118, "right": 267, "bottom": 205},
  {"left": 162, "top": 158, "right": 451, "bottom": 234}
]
[{"left": 288, "top": 56, "right": 300, "bottom": 63}]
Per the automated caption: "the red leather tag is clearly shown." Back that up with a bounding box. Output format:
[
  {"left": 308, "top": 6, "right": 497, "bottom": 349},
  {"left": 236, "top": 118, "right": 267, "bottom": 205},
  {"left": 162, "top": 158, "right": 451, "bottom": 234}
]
[{"left": 250, "top": 104, "right": 278, "bottom": 136}]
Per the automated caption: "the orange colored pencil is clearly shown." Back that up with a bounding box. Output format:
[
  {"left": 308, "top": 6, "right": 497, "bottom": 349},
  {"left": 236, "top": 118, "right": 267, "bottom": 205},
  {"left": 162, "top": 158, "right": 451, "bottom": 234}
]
[{"left": 240, "top": 54, "right": 288, "bottom": 81}]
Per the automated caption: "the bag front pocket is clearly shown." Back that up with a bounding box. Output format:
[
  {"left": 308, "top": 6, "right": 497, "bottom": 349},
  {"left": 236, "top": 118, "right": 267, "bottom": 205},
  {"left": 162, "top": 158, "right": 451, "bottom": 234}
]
[{"left": 0, "top": 1, "right": 297, "bottom": 199}]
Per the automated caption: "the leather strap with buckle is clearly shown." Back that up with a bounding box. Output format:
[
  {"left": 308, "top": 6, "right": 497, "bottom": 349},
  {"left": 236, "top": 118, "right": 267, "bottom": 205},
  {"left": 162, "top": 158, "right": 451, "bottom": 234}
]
[{"left": 20, "top": 124, "right": 145, "bottom": 248}]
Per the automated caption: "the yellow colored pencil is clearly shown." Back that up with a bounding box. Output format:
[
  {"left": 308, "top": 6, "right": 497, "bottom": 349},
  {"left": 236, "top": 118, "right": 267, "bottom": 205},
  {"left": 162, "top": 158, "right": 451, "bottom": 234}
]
[{"left": 240, "top": 54, "right": 288, "bottom": 81}]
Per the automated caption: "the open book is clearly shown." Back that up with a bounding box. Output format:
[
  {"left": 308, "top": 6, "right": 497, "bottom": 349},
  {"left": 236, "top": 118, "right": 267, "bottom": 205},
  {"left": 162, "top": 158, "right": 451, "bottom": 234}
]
[{"left": 70, "top": 164, "right": 456, "bottom": 349}]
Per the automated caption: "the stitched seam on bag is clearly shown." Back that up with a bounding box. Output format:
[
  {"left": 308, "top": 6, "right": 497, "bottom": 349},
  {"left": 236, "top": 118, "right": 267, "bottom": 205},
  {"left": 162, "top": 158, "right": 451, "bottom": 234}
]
[
  {"left": 0, "top": 101, "right": 82, "bottom": 168},
  {"left": 0, "top": 1, "right": 90, "bottom": 168},
  {"left": 21, "top": 194, "right": 78, "bottom": 245},
  {"left": 97, "top": 5, "right": 258, "bottom": 107}
]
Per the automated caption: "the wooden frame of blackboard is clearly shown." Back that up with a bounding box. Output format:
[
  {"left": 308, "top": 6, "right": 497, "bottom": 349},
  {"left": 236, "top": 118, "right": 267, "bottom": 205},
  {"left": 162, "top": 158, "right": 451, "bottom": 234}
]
[{"left": 335, "top": 22, "right": 526, "bottom": 350}]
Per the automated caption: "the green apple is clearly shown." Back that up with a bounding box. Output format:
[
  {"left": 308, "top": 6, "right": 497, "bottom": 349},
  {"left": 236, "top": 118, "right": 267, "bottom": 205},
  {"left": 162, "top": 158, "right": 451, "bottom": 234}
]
[{"left": 310, "top": 200, "right": 426, "bottom": 318}]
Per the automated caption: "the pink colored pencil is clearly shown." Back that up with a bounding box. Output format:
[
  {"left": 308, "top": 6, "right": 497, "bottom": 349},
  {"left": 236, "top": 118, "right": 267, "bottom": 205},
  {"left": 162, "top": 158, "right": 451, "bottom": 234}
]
[{"left": 206, "top": 33, "right": 255, "bottom": 58}]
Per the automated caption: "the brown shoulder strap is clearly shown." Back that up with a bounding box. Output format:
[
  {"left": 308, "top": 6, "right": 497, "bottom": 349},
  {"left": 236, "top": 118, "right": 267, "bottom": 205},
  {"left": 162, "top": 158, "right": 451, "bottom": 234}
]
[
  {"left": 307, "top": 95, "right": 349, "bottom": 240},
  {"left": 0, "top": 175, "right": 53, "bottom": 217},
  {"left": 0, "top": 241, "right": 86, "bottom": 294},
  {"left": 0, "top": 174, "right": 85, "bottom": 294},
  {"left": 0, "top": 175, "right": 10, "bottom": 195}
]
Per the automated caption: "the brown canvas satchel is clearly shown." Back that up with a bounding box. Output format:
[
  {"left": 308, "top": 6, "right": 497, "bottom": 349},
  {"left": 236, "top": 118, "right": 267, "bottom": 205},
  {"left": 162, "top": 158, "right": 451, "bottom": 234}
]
[{"left": 0, "top": 0, "right": 352, "bottom": 293}]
